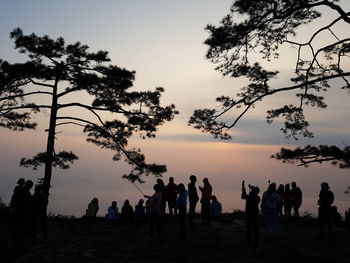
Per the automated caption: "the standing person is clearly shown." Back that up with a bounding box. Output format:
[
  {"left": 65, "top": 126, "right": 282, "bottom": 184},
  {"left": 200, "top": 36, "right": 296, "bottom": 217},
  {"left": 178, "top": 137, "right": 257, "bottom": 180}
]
[
  {"left": 291, "top": 182, "right": 302, "bottom": 219},
  {"left": 107, "top": 201, "right": 118, "bottom": 220},
  {"left": 318, "top": 182, "right": 334, "bottom": 239},
  {"left": 188, "top": 175, "right": 199, "bottom": 227},
  {"left": 175, "top": 183, "right": 188, "bottom": 239},
  {"left": 12, "top": 179, "right": 33, "bottom": 241},
  {"left": 276, "top": 184, "right": 284, "bottom": 219},
  {"left": 10, "top": 178, "right": 26, "bottom": 210},
  {"left": 156, "top": 179, "right": 166, "bottom": 217},
  {"left": 145, "top": 184, "right": 162, "bottom": 238},
  {"left": 261, "top": 182, "right": 281, "bottom": 242},
  {"left": 165, "top": 177, "right": 178, "bottom": 216},
  {"left": 121, "top": 200, "right": 134, "bottom": 222},
  {"left": 199, "top": 178, "right": 212, "bottom": 224},
  {"left": 241, "top": 181, "right": 260, "bottom": 250},
  {"left": 31, "top": 184, "right": 48, "bottom": 242},
  {"left": 134, "top": 199, "right": 146, "bottom": 222},
  {"left": 283, "top": 183, "right": 292, "bottom": 219},
  {"left": 86, "top": 197, "right": 99, "bottom": 217},
  {"left": 10, "top": 178, "right": 26, "bottom": 240}
]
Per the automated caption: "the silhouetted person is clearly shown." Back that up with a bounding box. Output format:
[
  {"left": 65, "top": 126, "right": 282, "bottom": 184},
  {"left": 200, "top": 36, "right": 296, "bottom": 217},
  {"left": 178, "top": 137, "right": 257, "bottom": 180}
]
[
  {"left": 261, "top": 182, "right": 281, "bottom": 241},
  {"left": 156, "top": 178, "right": 166, "bottom": 217},
  {"left": 86, "top": 197, "right": 99, "bottom": 217},
  {"left": 175, "top": 183, "right": 188, "bottom": 239},
  {"left": 241, "top": 181, "right": 260, "bottom": 249},
  {"left": 10, "top": 178, "right": 25, "bottom": 210},
  {"left": 165, "top": 177, "right": 178, "bottom": 216},
  {"left": 31, "top": 184, "right": 48, "bottom": 242},
  {"left": 345, "top": 208, "right": 350, "bottom": 230},
  {"left": 107, "top": 201, "right": 118, "bottom": 220},
  {"left": 210, "top": 195, "right": 222, "bottom": 219},
  {"left": 199, "top": 177, "right": 212, "bottom": 224},
  {"left": 331, "top": 206, "right": 342, "bottom": 226},
  {"left": 188, "top": 175, "right": 199, "bottom": 227},
  {"left": 283, "top": 183, "right": 292, "bottom": 219},
  {"left": 276, "top": 184, "right": 284, "bottom": 219},
  {"left": 291, "top": 182, "right": 302, "bottom": 219},
  {"left": 134, "top": 199, "right": 146, "bottom": 222},
  {"left": 11, "top": 178, "right": 32, "bottom": 241},
  {"left": 145, "top": 184, "right": 162, "bottom": 238},
  {"left": 318, "top": 182, "right": 334, "bottom": 239},
  {"left": 121, "top": 200, "right": 134, "bottom": 222}
]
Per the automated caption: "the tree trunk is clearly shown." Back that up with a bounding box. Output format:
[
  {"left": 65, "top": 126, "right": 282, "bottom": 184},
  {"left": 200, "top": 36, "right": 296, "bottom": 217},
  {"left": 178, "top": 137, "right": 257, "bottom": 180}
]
[{"left": 43, "top": 78, "right": 59, "bottom": 197}]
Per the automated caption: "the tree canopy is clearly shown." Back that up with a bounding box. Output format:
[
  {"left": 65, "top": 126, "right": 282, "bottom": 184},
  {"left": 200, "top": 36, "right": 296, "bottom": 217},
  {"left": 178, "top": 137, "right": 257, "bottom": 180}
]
[
  {"left": 0, "top": 28, "right": 178, "bottom": 194},
  {"left": 189, "top": 0, "right": 350, "bottom": 168}
]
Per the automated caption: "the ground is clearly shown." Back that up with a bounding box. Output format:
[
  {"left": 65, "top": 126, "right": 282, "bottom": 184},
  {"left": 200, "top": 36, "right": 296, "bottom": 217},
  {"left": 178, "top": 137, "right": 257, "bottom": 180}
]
[{"left": 1, "top": 216, "right": 349, "bottom": 263}]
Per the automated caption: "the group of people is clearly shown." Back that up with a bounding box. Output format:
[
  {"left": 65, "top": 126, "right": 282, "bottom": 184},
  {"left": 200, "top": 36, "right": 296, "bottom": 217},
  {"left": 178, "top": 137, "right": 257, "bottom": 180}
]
[
  {"left": 10, "top": 175, "right": 347, "bottom": 245},
  {"left": 85, "top": 175, "right": 222, "bottom": 239},
  {"left": 10, "top": 178, "right": 48, "bottom": 242},
  {"left": 85, "top": 198, "right": 146, "bottom": 222},
  {"left": 241, "top": 180, "right": 339, "bottom": 250}
]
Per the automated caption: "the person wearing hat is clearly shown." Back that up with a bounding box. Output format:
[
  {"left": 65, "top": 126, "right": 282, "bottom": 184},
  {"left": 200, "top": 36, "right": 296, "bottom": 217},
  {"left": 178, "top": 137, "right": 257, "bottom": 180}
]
[
  {"left": 318, "top": 182, "right": 334, "bottom": 239},
  {"left": 241, "top": 180, "right": 261, "bottom": 249}
]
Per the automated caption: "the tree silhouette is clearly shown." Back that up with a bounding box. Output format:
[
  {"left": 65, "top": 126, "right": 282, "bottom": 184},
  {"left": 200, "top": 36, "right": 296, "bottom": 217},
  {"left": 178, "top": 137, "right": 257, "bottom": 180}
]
[
  {"left": 0, "top": 28, "right": 178, "bottom": 197},
  {"left": 189, "top": 0, "right": 350, "bottom": 168}
]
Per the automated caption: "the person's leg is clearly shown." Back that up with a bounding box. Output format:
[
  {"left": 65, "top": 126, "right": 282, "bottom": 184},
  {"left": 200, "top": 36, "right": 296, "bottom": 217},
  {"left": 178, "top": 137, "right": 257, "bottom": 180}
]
[
  {"left": 246, "top": 219, "right": 252, "bottom": 246},
  {"left": 168, "top": 202, "right": 173, "bottom": 216},
  {"left": 42, "top": 215, "right": 48, "bottom": 241},
  {"left": 203, "top": 200, "right": 210, "bottom": 223},
  {"left": 272, "top": 210, "right": 278, "bottom": 236},
  {"left": 253, "top": 221, "right": 259, "bottom": 248},
  {"left": 155, "top": 213, "right": 160, "bottom": 237},
  {"left": 188, "top": 201, "right": 195, "bottom": 226},
  {"left": 178, "top": 207, "right": 187, "bottom": 238},
  {"left": 149, "top": 213, "right": 155, "bottom": 238},
  {"left": 32, "top": 217, "right": 37, "bottom": 242}
]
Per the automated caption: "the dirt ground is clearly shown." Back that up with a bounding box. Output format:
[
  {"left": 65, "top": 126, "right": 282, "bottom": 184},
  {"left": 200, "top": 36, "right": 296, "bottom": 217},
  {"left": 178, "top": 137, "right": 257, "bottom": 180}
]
[{"left": 1, "top": 216, "right": 349, "bottom": 263}]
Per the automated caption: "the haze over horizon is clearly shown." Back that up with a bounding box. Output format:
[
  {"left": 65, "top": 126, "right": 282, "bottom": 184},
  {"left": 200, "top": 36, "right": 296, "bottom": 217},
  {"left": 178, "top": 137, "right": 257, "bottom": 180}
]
[{"left": 0, "top": 0, "right": 349, "bottom": 217}]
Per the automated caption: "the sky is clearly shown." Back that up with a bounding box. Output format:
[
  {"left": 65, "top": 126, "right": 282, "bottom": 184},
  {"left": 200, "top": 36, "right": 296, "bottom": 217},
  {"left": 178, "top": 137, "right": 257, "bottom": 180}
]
[{"left": 0, "top": 0, "right": 349, "bottom": 217}]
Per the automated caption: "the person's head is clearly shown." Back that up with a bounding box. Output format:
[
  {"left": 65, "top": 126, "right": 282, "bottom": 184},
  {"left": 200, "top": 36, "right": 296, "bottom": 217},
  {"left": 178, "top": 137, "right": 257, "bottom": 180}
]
[
  {"left": 203, "top": 178, "right": 209, "bottom": 185},
  {"left": 285, "top": 183, "right": 290, "bottom": 191},
  {"left": 169, "top": 177, "right": 174, "bottom": 183},
  {"left": 124, "top": 200, "right": 130, "bottom": 206},
  {"left": 92, "top": 197, "right": 98, "bottom": 204},
  {"left": 189, "top": 175, "right": 197, "bottom": 183},
  {"left": 17, "top": 178, "right": 25, "bottom": 186},
  {"left": 268, "top": 182, "right": 276, "bottom": 193},
  {"left": 321, "top": 182, "right": 330, "bottom": 191},
  {"left": 34, "top": 184, "right": 42, "bottom": 193},
  {"left": 291, "top": 182, "right": 297, "bottom": 188},
  {"left": 211, "top": 195, "right": 217, "bottom": 202},
  {"left": 177, "top": 183, "right": 185, "bottom": 193},
  {"left": 278, "top": 184, "right": 284, "bottom": 191},
  {"left": 24, "top": 180, "right": 34, "bottom": 190},
  {"left": 112, "top": 201, "right": 117, "bottom": 207},
  {"left": 156, "top": 178, "right": 164, "bottom": 186},
  {"left": 138, "top": 199, "right": 144, "bottom": 206},
  {"left": 154, "top": 184, "right": 161, "bottom": 193},
  {"left": 251, "top": 187, "right": 260, "bottom": 196}
]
